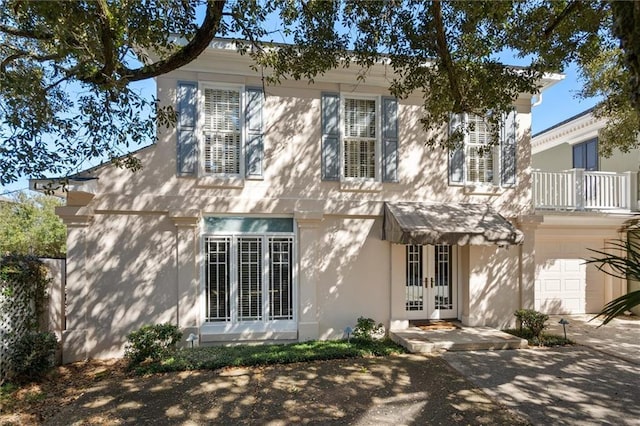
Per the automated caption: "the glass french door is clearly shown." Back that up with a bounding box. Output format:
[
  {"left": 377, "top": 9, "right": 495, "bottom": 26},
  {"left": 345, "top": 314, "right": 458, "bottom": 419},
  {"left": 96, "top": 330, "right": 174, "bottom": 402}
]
[{"left": 405, "top": 244, "right": 457, "bottom": 319}]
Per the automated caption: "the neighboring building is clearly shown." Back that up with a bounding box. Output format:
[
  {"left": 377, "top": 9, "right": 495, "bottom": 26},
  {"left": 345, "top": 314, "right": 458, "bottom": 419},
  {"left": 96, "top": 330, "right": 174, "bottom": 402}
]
[
  {"left": 33, "top": 40, "right": 562, "bottom": 363},
  {"left": 531, "top": 108, "right": 638, "bottom": 316}
]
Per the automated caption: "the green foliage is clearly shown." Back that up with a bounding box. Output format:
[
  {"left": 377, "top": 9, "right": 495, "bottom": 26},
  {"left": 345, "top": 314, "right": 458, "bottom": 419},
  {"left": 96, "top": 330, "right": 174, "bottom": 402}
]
[
  {"left": 9, "top": 331, "right": 58, "bottom": 382},
  {"left": 0, "top": 254, "right": 50, "bottom": 330},
  {"left": 352, "top": 316, "right": 385, "bottom": 341},
  {"left": 514, "top": 309, "right": 549, "bottom": 340},
  {"left": 586, "top": 235, "right": 640, "bottom": 324},
  {"left": 504, "top": 328, "right": 573, "bottom": 347},
  {"left": 131, "top": 338, "right": 406, "bottom": 375},
  {"left": 1, "top": 254, "right": 52, "bottom": 382},
  {"left": 124, "top": 323, "right": 183, "bottom": 366},
  {"left": 0, "top": 193, "right": 66, "bottom": 258},
  {"left": 1, "top": 1, "right": 640, "bottom": 182}
]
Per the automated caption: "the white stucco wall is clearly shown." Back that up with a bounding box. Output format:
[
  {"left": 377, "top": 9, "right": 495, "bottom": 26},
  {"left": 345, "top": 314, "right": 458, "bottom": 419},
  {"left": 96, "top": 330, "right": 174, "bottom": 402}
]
[{"left": 56, "top": 46, "right": 536, "bottom": 361}]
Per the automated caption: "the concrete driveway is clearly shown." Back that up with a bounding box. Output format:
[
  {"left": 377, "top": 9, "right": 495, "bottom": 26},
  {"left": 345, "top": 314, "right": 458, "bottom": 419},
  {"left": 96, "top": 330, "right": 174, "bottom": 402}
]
[{"left": 444, "top": 316, "right": 640, "bottom": 425}]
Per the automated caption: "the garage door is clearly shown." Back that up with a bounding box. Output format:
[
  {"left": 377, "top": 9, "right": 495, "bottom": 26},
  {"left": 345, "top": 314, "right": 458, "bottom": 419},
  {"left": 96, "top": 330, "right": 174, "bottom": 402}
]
[
  {"left": 535, "top": 258, "right": 586, "bottom": 314},
  {"left": 535, "top": 241, "right": 605, "bottom": 315}
]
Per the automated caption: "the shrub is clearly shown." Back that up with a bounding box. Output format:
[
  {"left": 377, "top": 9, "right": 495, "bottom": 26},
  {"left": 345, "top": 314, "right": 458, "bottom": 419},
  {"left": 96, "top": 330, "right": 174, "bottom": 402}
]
[
  {"left": 514, "top": 309, "right": 549, "bottom": 340},
  {"left": 352, "top": 316, "right": 384, "bottom": 341},
  {"left": 9, "top": 331, "right": 58, "bottom": 382},
  {"left": 124, "top": 323, "right": 183, "bottom": 366}
]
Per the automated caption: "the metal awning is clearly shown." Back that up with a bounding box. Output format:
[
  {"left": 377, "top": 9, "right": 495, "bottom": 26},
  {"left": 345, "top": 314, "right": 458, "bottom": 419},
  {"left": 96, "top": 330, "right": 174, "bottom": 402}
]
[{"left": 383, "top": 202, "right": 524, "bottom": 246}]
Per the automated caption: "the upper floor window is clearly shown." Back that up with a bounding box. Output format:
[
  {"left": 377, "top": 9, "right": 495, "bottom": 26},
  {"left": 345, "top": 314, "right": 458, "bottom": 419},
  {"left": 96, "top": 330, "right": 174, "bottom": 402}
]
[
  {"left": 572, "top": 138, "right": 598, "bottom": 171},
  {"left": 449, "top": 111, "right": 517, "bottom": 188},
  {"left": 322, "top": 92, "right": 397, "bottom": 184},
  {"left": 175, "top": 81, "right": 264, "bottom": 180},
  {"left": 203, "top": 88, "right": 241, "bottom": 175},
  {"left": 465, "top": 114, "right": 497, "bottom": 184},
  {"left": 343, "top": 98, "right": 378, "bottom": 179}
]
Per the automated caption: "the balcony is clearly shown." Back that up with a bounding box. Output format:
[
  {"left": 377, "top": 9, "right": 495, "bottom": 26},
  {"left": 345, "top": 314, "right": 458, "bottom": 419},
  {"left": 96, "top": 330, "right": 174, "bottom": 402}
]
[{"left": 533, "top": 169, "right": 638, "bottom": 212}]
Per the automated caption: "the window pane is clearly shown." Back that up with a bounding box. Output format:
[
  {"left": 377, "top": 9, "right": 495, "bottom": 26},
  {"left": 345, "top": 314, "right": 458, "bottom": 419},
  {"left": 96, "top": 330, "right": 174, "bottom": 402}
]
[
  {"left": 269, "top": 237, "right": 293, "bottom": 320},
  {"left": 206, "top": 237, "right": 231, "bottom": 322},
  {"left": 586, "top": 139, "right": 598, "bottom": 171},
  {"left": 204, "top": 217, "right": 294, "bottom": 233},
  {"left": 203, "top": 88, "right": 241, "bottom": 174},
  {"left": 466, "top": 114, "right": 495, "bottom": 184},
  {"left": 405, "top": 245, "right": 423, "bottom": 311},
  {"left": 573, "top": 143, "right": 585, "bottom": 169},
  {"left": 434, "top": 245, "right": 452, "bottom": 309},
  {"left": 344, "top": 99, "right": 376, "bottom": 138},
  {"left": 237, "top": 237, "right": 263, "bottom": 321},
  {"left": 343, "top": 98, "right": 376, "bottom": 179},
  {"left": 344, "top": 138, "right": 375, "bottom": 179}
]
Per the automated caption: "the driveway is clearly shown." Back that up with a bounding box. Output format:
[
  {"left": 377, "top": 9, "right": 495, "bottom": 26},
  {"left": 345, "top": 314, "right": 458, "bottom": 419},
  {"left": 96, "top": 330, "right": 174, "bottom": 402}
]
[{"left": 443, "top": 315, "right": 640, "bottom": 425}]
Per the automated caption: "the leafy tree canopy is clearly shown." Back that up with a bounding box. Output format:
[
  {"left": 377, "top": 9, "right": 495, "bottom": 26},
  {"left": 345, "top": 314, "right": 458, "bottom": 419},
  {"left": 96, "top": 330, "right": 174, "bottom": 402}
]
[
  {"left": 1, "top": 0, "right": 638, "bottom": 184},
  {"left": 0, "top": 192, "right": 66, "bottom": 257}
]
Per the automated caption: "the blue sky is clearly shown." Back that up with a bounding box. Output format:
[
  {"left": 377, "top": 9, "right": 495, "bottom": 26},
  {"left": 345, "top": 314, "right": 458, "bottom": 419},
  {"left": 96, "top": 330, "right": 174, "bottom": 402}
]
[{"left": 0, "top": 59, "right": 597, "bottom": 197}]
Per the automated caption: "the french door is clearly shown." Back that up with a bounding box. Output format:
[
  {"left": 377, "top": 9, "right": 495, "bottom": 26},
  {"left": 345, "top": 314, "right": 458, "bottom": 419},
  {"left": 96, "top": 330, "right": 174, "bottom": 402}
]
[{"left": 405, "top": 244, "right": 457, "bottom": 319}]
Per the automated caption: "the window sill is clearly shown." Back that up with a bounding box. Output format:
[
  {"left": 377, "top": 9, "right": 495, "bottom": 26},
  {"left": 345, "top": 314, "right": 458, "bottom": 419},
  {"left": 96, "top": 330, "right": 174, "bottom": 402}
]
[
  {"left": 339, "top": 180, "right": 383, "bottom": 193},
  {"left": 200, "top": 322, "right": 297, "bottom": 342},
  {"left": 462, "top": 184, "right": 506, "bottom": 195},
  {"left": 196, "top": 176, "right": 245, "bottom": 189}
]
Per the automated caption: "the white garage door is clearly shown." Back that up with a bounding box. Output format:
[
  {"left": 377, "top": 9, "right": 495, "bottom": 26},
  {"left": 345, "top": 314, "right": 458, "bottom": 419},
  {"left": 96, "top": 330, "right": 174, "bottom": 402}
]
[
  {"left": 535, "top": 258, "right": 586, "bottom": 314},
  {"left": 535, "top": 241, "right": 605, "bottom": 315}
]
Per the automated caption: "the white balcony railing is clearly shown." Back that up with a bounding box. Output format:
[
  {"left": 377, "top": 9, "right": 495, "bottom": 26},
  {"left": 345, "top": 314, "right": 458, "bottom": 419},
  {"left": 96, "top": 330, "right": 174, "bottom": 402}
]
[{"left": 533, "top": 169, "right": 638, "bottom": 211}]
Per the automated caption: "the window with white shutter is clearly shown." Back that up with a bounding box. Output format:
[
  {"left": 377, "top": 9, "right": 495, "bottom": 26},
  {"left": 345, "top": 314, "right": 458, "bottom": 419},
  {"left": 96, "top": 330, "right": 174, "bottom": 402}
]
[
  {"left": 449, "top": 112, "right": 509, "bottom": 187},
  {"left": 203, "top": 218, "right": 295, "bottom": 329},
  {"left": 205, "top": 237, "right": 231, "bottom": 322},
  {"left": 203, "top": 88, "right": 241, "bottom": 175},
  {"left": 343, "top": 97, "right": 377, "bottom": 180},
  {"left": 466, "top": 114, "right": 495, "bottom": 184}
]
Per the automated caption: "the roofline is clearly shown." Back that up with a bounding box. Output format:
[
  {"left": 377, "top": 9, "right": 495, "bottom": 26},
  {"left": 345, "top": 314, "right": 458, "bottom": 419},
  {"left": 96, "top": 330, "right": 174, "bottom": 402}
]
[
  {"left": 532, "top": 106, "right": 595, "bottom": 138},
  {"left": 531, "top": 108, "right": 604, "bottom": 154}
]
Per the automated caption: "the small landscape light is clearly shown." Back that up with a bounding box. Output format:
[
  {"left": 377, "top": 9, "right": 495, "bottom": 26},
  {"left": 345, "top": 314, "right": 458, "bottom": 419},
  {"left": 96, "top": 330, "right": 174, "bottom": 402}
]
[
  {"left": 186, "top": 333, "right": 198, "bottom": 348},
  {"left": 558, "top": 318, "right": 569, "bottom": 339}
]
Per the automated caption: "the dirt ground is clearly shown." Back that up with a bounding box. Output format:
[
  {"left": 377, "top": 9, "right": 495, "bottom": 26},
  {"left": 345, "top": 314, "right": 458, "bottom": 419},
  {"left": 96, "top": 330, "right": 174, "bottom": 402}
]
[{"left": 1, "top": 354, "right": 528, "bottom": 425}]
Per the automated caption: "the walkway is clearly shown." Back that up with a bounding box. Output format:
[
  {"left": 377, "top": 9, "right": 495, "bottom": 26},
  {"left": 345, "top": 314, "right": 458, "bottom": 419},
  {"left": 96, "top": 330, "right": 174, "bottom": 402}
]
[
  {"left": 443, "top": 314, "right": 640, "bottom": 425},
  {"left": 545, "top": 314, "right": 640, "bottom": 365}
]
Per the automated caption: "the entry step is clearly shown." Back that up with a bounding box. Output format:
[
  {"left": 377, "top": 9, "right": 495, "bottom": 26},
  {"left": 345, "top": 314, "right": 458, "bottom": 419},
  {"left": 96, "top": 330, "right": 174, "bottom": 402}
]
[{"left": 390, "top": 326, "right": 528, "bottom": 354}]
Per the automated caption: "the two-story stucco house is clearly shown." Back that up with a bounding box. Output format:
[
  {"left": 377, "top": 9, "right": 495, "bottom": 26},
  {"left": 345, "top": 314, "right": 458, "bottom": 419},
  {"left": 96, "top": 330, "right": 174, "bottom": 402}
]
[
  {"left": 36, "top": 40, "right": 563, "bottom": 363},
  {"left": 531, "top": 108, "right": 638, "bottom": 316}
]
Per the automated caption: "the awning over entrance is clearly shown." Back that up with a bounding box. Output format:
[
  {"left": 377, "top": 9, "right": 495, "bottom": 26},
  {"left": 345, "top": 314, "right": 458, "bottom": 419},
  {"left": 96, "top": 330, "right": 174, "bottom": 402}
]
[{"left": 383, "top": 202, "right": 524, "bottom": 246}]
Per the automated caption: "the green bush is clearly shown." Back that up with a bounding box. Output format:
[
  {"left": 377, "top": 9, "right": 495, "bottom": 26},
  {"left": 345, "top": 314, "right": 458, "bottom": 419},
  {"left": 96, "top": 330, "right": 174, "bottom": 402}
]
[
  {"left": 124, "top": 323, "right": 183, "bottom": 366},
  {"left": 352, "top": 316, "right": 384, "bottom": 341},
  {"left": 514, "top": 309, "right": 549, "bottom": 340},
  {"left": 9, "top": 331, "right": 58, "bottom": 382},
  {"left": 503, "top": 328, "right": 573, "bottom": 347},
  {"left": 131, "top": 338, "right": 406, "bottom": 375}
]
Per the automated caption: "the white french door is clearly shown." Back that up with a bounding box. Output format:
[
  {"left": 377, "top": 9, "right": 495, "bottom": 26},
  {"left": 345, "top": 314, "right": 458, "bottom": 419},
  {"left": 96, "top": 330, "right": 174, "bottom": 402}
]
[{"left": 405, "top": 244, "right": 457, "bottom": 319}]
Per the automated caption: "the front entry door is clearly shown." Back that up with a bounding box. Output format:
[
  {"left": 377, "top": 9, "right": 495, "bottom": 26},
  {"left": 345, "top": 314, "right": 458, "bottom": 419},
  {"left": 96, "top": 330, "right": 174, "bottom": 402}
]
[{"left": 405, "top": 244, "right": 457, "bottom": 319}]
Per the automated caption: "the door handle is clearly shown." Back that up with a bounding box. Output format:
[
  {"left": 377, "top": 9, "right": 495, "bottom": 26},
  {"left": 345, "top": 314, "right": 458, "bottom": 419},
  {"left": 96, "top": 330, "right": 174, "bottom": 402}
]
[{"left": 430, "top": 277, "right": 434, "bottom": 288}]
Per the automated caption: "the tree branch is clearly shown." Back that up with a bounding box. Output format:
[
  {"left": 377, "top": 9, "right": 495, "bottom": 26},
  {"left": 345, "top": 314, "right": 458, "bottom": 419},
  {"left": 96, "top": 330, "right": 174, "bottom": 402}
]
[
  {"left": 95, "top": 0, "right": 117, "bottom": 82},
  {"left": 432, "top": 0, "right": 464, "bottom": 110},
  {"left": 0, "top": 24, "right": 53, "bottom": 40},
  {"left": 118, "top": 0, "right": 225, "bottom": 82},
  {"left": 1, "top": 51, "right": 61, "bottom": 72},
  {"left": 543, "top": 0, "right": 582, "bottom": 38}
]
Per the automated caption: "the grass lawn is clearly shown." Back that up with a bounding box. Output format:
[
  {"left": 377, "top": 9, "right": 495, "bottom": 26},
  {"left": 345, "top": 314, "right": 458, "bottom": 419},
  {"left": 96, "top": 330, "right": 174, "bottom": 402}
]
[{"left": 131, "top": 338, "right": 407, "bottom": 374}]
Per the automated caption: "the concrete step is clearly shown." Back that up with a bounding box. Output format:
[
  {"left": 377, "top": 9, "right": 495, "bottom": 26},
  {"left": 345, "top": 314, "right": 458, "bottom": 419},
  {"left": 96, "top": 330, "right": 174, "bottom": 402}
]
[{"left": 390, "top": 327, "right": 528, "bottom": 354}]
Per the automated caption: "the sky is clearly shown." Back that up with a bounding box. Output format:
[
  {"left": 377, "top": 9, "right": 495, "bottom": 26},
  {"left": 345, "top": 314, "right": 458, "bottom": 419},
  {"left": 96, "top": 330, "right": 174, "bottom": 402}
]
[{"left": 0, "top": 57, "right": 598, "bottom": 198}]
